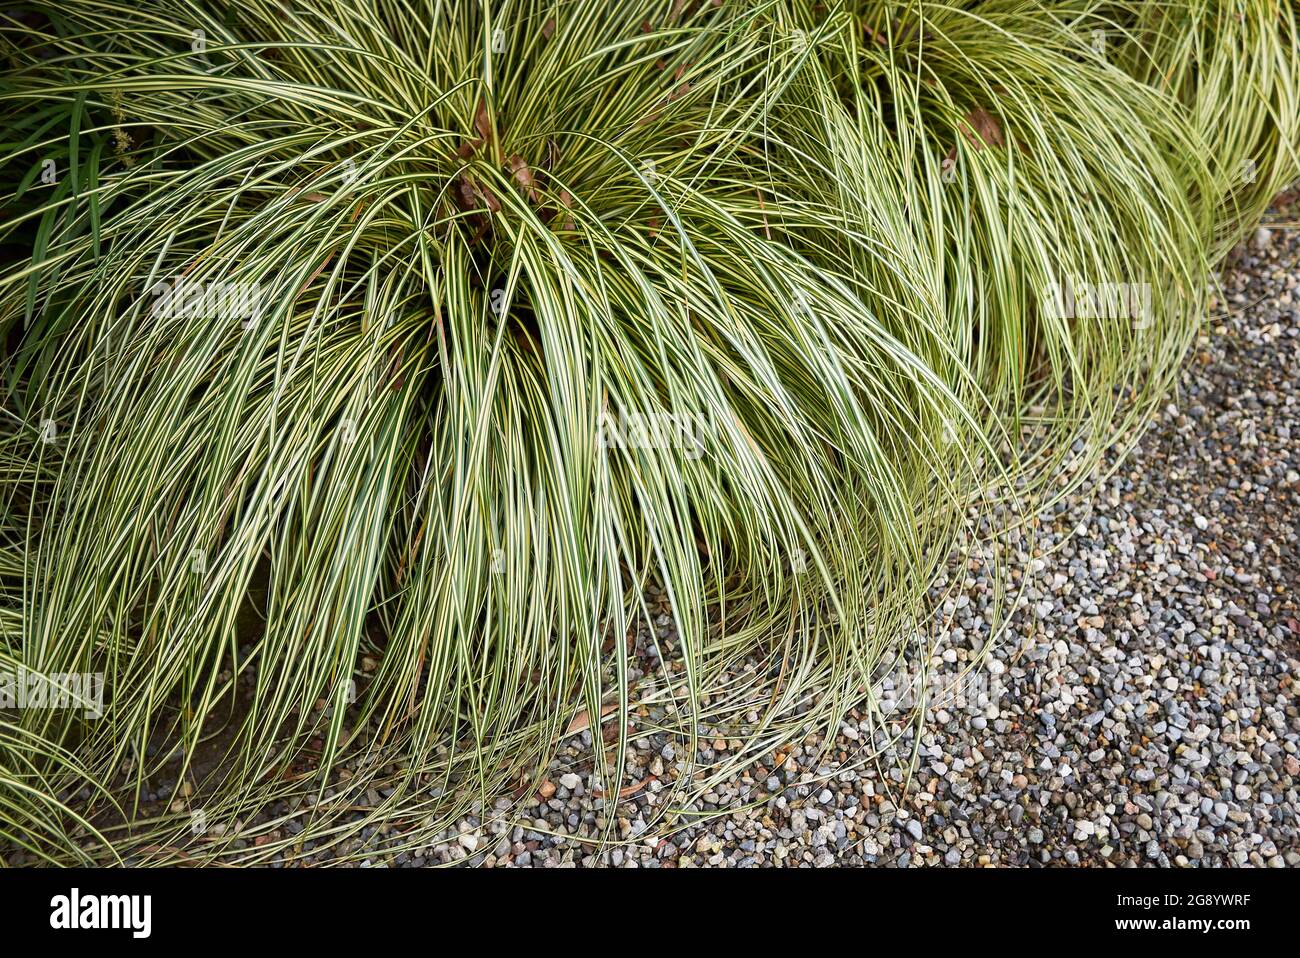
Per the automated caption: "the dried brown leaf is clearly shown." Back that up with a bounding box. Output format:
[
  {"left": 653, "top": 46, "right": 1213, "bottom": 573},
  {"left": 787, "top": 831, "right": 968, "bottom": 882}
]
[
  {"left": 474, "top": 96, "right": 493, "bottom": 144},
  {"left": 960, "top": 107, "right": 1004, "bottom": 151},
  {"left": 565, "top": 702, "right": 619, "bottom": 735},
  {"left": 508, "top": 154, "right": 540, "bottom": 203}
]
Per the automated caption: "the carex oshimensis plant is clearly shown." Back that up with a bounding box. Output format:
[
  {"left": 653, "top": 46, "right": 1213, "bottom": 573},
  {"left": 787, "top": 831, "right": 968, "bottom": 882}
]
[
  {"left": 0, "top": 0, "right": 973, "bottom": 862},
  {"left": 1100, "top": 0, "right": 1300, "bottom": 257},
  {"left": 0, "top": 1, "right": 1295, "bottom": 864},
  {"left": 808, "top": 1, "right": 1225, "bottom": 499}
]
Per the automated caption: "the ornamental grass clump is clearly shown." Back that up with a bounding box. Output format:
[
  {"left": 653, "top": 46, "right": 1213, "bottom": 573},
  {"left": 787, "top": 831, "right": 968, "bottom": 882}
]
[{"left": 0, "top": 1, "right": 1296, "bottom": 864}]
